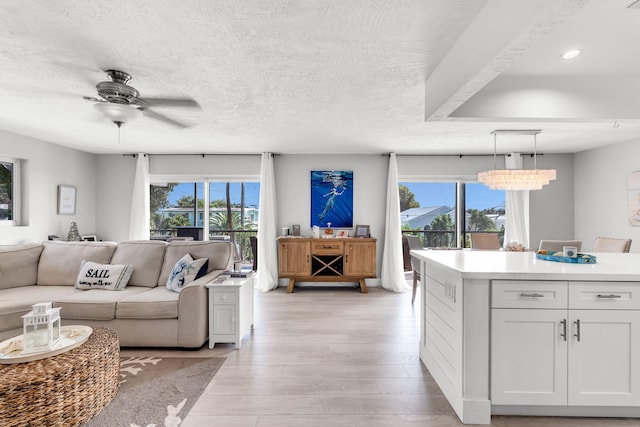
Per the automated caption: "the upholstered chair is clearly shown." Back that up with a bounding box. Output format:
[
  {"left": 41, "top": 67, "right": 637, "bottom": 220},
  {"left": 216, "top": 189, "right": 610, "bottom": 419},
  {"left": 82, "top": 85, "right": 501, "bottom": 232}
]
[
  {"left": 470, "top": 233, "right": 501, "bottom": 250},
  {"left": 592, "top": 237, "right": 632, "bottom": 253}
]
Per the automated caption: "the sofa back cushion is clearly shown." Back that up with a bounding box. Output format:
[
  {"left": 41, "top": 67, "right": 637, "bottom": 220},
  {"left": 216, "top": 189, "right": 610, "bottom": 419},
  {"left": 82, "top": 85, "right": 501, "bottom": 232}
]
[
  {"left": 37, "top": 241, "right": 117, "bottom": 286},
  {"left": 158, "top": 241, "right": 233, "bottom": 286},
  {"left": 0, "top": 244, "right": 44, "bottom": 290},
  {"left": 110, "top": 240, "right": 167, "bottom": 288}
]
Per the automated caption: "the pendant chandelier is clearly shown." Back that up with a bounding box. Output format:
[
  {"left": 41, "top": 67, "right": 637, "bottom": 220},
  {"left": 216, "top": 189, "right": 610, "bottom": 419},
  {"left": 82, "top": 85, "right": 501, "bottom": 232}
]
[{"left": 478, "top": 129, "right": 556, "bottom": 191}]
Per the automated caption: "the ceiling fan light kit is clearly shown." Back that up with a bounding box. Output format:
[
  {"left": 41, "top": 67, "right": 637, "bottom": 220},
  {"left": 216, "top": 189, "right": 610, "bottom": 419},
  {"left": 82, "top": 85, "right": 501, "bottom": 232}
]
[
  {"left": 93, "top": 102, "right": 142, "bottom": 127},
  {"left": 478, "top": 129, "right": 557, "bottom": 191}
]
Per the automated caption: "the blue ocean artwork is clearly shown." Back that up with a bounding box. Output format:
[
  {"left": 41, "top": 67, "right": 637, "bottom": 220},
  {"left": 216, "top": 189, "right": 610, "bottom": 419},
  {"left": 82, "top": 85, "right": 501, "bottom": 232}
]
[{"left": 310, "top": 170, "right": 353, "bottom": 227}]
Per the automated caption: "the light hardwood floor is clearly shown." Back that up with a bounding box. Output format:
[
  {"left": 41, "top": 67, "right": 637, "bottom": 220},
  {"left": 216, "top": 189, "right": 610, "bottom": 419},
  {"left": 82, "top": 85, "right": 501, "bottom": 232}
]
[{"left": 123, "top": 284, "right": 640, "bottom": 427}]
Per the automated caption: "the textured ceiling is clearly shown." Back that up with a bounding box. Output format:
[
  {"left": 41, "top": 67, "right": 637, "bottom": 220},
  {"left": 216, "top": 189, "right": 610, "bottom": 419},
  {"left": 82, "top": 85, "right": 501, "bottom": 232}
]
[{"left": 0, "top": 0, "right": 638, "bottom": 155}]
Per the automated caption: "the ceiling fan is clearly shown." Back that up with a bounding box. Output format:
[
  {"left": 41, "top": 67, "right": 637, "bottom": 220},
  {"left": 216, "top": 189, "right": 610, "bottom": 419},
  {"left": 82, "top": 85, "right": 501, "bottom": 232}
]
[{"left": 83, "top": 69, "right": 200, "bottom": 128}]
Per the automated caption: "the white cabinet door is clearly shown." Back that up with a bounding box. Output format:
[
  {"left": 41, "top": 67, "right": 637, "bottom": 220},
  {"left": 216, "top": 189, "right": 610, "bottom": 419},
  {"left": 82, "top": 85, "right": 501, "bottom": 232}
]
[
  {"left": 568, "top": 310, "right": 640, "bottom": 406},
  {"left": 213, "top": 305, "right": 237, "bottom": 335},
  {"left": 491, "top": 309, "right": 568, "bottom": 405}
]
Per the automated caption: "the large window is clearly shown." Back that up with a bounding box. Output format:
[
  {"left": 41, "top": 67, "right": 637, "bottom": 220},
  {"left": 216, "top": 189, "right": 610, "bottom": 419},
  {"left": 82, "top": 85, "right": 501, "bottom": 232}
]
[
  {"left": 399, "top": 181, "right": 504, "bottom": 248},
  {"left": 150, "top": 179, "right": 260, "bottom": 262},
  {"left": 0, "top": 156, "right": 19, "bottom": 226}
]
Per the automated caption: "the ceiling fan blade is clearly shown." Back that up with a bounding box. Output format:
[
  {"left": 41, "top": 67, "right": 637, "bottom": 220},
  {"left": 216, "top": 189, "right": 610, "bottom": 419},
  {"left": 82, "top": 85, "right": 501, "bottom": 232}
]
[
  {"left": 143, "top": 109, "right": 191, "bottom": 128},
  {"left": 143, "top": 97, "right": 201, "bottom": 108},
  {"left": 83, "top": 96, "right": 104, "bottom": 103}
]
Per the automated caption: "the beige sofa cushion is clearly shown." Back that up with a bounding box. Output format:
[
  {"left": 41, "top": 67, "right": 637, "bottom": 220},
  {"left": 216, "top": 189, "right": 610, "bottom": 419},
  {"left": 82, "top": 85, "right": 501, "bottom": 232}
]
[
  {"left": 0, "top": 244, "right": 43, "bottom": 290},
  {"left": 116, "top": 287, "right": 179, "bottom": 319},
  {"left": 158, "top": 241, "right": 233, "bottom": 286},
  {"left": 54, "top": 287, "right": 149, "bottom": 320},
  {"left": 37, "top": 241, "right": 117, "bottom": 286},
  {"left": 110, "top": 240, "right": 167, "bottom": 288},
  {"left": 0, "top": 286, "right": 82, "bottom": 332}
]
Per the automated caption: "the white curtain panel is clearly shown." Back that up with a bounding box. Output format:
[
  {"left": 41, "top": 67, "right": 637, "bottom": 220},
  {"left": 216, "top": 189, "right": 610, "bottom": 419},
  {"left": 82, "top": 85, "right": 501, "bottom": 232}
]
[
  {"left": 381, "top": 153, "right": 411, "bottom": 292},
  {"left": 504, "top": 153, "right": 530, "bottom": 248},
  {"left": 256, "top": 153, "right": 279, "bottom": 292},
  {"left": 128, "top": 153, "right": 150, "bottom": 240}
]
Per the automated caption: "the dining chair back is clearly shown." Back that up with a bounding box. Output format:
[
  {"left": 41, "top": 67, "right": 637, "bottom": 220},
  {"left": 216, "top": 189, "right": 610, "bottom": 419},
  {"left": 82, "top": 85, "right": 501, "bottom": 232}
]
[
  {"left": 593, "top": 237, "right": 632, "bottom": 253},
  {"left": 470, "top": 233, "right": 501, "bottom": 250},
  {"left": 538, "top": 240, "right": 582, "bottom": 253},
  {"left": 249, "top": 236, "right": 258, "bottom": 270},
  {"left": 404, "top": 235, "right": 423, "bottom": 304}
]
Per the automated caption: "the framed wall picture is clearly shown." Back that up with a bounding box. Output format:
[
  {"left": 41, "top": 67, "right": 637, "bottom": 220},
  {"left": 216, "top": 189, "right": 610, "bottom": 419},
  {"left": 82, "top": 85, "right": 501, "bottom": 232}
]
[
  {"left": 310, "top": 170, "right": 353, "bottom": 228},
  {"left": 354, "top": 224, "right": 370, "bottom": 238},
  {"left": 57, "top": 185, "right": 76, "bottom": 215}
]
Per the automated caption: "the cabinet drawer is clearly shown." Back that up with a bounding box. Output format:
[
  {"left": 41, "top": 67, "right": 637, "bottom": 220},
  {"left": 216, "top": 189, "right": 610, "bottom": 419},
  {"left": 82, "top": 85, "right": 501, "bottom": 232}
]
[
  {"left": 569, "top": 282, "right": 640, "bottom": 310},
  {"left": 311, "top": 241, "right": 343, "bottom": 255},
  {"left": 492, "top": 280, "right": 568, "bottom": 309},
  {"left": 213, "top": 290, "right": 237, "bottom": 303}
]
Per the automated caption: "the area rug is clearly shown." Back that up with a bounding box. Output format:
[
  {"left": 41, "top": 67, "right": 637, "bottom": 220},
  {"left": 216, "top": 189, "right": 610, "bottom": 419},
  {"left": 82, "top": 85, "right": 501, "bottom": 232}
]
[{"left": 83, "top": 356, "right": 225, "bottom": 427}]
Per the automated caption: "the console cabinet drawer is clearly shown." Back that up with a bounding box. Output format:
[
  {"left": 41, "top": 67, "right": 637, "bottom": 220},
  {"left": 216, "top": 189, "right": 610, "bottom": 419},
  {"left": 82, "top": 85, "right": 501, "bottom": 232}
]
[
  {"left": 492, "top": 280, "right": 568, "bottom": 309},
  {"left": 311, "top": 241, "right": 343, "bottom": 255},
  {"left": 569, "top": 282, "right": 640, "bottom": 310},
  {"left": 212, "top": 289, "right": 237, "bottom": 303}
]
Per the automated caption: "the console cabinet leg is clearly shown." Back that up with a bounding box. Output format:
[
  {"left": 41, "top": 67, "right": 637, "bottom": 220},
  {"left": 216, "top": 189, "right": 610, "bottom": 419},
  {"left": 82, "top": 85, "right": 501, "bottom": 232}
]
[
  {"left": 287, "top": 279, "right": 296, "bottom": 293},
  {"left": 359, "top": 279, "right": 368, "bottom": 293}
]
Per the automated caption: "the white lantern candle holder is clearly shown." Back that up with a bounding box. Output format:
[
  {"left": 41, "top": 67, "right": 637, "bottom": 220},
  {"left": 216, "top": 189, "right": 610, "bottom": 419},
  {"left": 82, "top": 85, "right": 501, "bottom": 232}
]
[{"left": 21, "top": 302, "right": 62, "bottom": 354}]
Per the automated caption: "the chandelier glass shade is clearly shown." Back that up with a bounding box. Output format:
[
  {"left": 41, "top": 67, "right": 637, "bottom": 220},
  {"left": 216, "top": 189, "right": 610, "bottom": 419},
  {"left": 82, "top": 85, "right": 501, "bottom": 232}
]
[
  {"left": 478, "top": 168, "right": 557, "bottom": 190},
  {"left": 478, "top": 130, "right": 557, "bottom": 191}
]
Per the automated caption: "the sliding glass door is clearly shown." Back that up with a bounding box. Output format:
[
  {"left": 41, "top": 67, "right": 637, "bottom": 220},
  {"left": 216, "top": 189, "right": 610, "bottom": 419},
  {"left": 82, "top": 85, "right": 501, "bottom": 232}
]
[{"left": 399, "top": 181, "right": 504, "bottom": 248}]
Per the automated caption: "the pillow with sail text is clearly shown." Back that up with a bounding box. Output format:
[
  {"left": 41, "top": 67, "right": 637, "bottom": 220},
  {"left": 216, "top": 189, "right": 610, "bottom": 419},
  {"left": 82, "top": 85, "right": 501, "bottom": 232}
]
[{"left": 75, "top": 260, "right": 134, "bottom": 291}]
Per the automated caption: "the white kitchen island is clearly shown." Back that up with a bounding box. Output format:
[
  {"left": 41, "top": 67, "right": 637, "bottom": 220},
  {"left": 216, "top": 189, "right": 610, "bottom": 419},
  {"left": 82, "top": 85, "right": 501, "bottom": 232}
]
[{"left": 411, "top": 250, "right": 640, "bottom": 424}]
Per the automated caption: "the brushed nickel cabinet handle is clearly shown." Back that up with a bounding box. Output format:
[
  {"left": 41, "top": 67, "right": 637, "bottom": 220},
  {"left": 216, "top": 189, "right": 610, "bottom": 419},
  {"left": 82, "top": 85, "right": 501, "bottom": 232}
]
[
  {"left": 560, "top": 319, "right": 567, "bottom": 341},
  {"left": 520, "top": 293, "right": 544, "bottom": 298},
  {"left": 597, "top": 294, "right": 622, "bottom": 299},
  {"left": 574, "top": 319, "right": 581, "bottom": 342}
]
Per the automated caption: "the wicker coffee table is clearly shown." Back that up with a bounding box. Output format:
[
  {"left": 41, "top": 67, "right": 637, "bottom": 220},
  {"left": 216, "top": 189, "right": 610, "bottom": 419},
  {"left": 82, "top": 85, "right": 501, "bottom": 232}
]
[{"left": 0, "top": 327, "right": 120, "bottom": 427}]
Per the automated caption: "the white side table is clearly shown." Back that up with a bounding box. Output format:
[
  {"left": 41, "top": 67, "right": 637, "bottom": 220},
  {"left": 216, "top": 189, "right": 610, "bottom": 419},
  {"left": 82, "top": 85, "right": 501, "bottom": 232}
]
[{"left": 205, "top": 272, "right": 254, "bottom": 349}]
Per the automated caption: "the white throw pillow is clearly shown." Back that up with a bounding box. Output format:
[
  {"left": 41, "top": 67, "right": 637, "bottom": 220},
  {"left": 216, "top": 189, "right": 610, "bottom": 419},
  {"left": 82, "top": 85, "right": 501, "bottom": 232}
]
[
  {"left": 166, "top": 253, "right": 209, "bottom": 293},
  {"left": 76, "top": 260, "right": 134, "bottom": 291}
]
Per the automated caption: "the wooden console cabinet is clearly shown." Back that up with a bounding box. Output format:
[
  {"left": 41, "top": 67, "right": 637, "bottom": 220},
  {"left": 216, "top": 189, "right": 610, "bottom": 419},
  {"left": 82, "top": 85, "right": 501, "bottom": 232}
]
[{"left": 278, "top": 237, "right": 376, "bottom": 293}]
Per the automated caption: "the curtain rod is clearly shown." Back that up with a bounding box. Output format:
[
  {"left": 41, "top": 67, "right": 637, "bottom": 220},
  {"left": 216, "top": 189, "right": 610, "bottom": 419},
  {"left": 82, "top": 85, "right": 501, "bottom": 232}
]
[
  {"left": 120, "top": 152, "right": 545, "bottom": 158},
  {"left": 393, "top": 153, "right": 545, "bottom": 157},
  {"left": 122, "top": 153, "right": 262, "bottom": 157}
]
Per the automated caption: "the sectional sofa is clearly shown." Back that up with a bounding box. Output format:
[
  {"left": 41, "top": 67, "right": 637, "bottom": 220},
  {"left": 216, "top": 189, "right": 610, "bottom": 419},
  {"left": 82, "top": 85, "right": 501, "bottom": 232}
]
[{"left": 0, "top": 239, "right": 234, "bottom": 348}]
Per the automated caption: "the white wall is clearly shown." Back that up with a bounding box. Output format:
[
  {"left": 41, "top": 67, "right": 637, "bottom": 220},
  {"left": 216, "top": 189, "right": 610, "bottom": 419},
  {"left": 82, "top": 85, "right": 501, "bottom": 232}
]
[
  {"left": 95, "top": 154, "right": 137, "bottom": 242},
  {"left": 529, "top": 154, "right": 575, "bottom": 250},
  {"left": 275, "top": 154, "right": 389, "bottom": 276},
  {"left": 397, "top": 153, "right": 575, "bottom": 250},
  {"left": 575, "top": 139, "right": 640, "bottom": 253},
  {"left": 0, "top": 130, "right": 96, "bottom": 245},
  {"left": 275, "top": 154, "right": 388, "bottom": 236}
]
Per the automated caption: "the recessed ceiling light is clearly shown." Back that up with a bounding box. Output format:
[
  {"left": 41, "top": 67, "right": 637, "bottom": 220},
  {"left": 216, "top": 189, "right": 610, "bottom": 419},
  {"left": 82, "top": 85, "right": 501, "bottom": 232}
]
[{"left": 562, "top": 49, "right": 581, "bottom": 60}]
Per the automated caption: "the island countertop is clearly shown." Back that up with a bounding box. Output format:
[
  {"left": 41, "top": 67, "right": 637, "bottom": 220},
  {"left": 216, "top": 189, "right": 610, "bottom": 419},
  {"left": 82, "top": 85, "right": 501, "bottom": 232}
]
[{"left": 411, "top": 250, "right": 640, "bottom": 281}]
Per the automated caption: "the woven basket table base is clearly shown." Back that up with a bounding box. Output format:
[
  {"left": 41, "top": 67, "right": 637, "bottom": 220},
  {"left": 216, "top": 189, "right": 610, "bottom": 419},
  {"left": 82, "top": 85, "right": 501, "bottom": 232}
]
[{"left": 0, "top": 327, "right": 120, "bottom": 427}]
